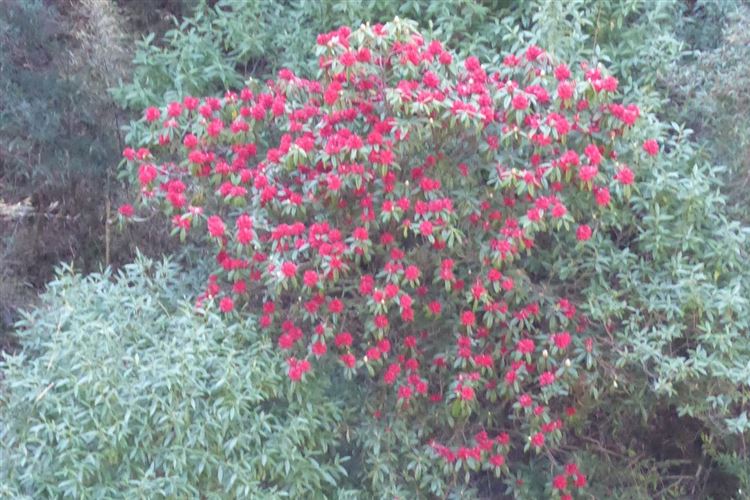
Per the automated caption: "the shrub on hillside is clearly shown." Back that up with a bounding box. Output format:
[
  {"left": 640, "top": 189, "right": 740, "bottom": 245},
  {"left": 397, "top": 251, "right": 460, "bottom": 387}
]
[
  {"left": 666, "top": 2, "right": 750, "bottom": 220},
  {"left": 119, "top": 18, "right": 664, "bottom": 497},
  {"left": 0, "top": 256, "right": 357, "bottom": 498},
  {"left": 112, "top": 2, "right": 750, "bottom": 495}
]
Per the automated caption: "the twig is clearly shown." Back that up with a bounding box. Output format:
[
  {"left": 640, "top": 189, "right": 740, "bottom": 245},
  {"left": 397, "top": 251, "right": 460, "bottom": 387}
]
[{"left": 34, "top": 383, "right": 54, "bottom": 403}]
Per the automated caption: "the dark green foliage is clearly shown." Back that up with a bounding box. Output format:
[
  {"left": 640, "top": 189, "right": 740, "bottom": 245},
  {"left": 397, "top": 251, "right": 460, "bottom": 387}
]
[
  {"left": 113, "top": 0, "right": 518, "bottom": 110},
  {"left": 0, "top": 0, "right": 176, "bottom": 343},
  {"left": 0, "top": 0, "right": 120, "bottom": 183},
  {"left": 0, "top": 0, "right": 122, "bottom": 308},
  {"left": 666, "top": 1, "right": 750, "bottom": 221}
]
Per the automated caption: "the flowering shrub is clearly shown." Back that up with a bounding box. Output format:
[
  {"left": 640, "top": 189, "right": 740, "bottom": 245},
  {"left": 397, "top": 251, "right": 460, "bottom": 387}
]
[{"left": 121, "top": 19, "right": 655, "bottom": 496}]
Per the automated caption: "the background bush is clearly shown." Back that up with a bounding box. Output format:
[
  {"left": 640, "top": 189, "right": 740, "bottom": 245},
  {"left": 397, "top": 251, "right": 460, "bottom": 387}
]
[
  {"left": 665, "top": 1, "right": 750, "bottom": 221},
  {"left": 0, "top": 255, "right": 361, "bottom": 499}
]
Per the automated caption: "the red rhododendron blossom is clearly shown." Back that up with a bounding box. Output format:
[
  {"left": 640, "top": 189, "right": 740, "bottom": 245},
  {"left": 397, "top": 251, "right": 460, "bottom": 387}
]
[
  {"left": 519, "top": 394, "right": 533, "bottom": 407},
  {"left": 525, "top": 45, "right": 543, "bottom": 61},
  {"left": 566, "top": 463, "right": 580, "bottom": 476},
  {"left": 404, "top": 265, "right": 421, "bottom": 281},
  {"left": 551, "top": 203, "right": 567, "bottom": 218},
  {"left": 339, "top": 353, "right": 357, "bottom": 368},
  {"left": 428, "top": 301, "right": 442, "bottom": 315},
  {"left": 553, "top": 474, "right": 568, "bottom": 490},
  {"left": 419, "top": 220, "right": 433, "bottom": 236},
  {"left": 578, "top": 165, "right": 598, "bottom": 182},
  {"left": 531, "top": 432, "right": 545, "bottom": 448},
  {"left": 138, "top": 164, "right": 157, "bottom": 185},
  {"left": 207, "top": 215, "right": 225, "bottom": 238},
  {"left": 287, "top": 358, "right": 311, "bottom": 381},
  {"left": 374, "top": 315, "right": 389, "bottom": 329},
  {"left": 554, "top": 64, "right": 571, "bottom": 81},
  {"left": 614, "top": 166, "right": 635, "bottom": 185},
  {"left": 458, "top": 385, "right": 475, "bottom": 401},
  {"left": 576, "top": 224, "right": 592, "bottom": 241},
  {"left": 144, "top": 106, "right": 161, "bottom": 122},
  {"left": 167, "top": 101, "right": 182, "bottom": 117},
  {"left": 460, "top": 310, "right": 476, "bottom": 327},
  {"left": 219, "top": 297, "right": 234, "bottom": 313},
  {"left": 118, "top": 204, "right": 134, "bottom": 218},
  {"left": 335, "top": 332, "right": 353, "bottom": 348},
  {"left": 327, "top": 173, "right": 342, "bottom": 191},
  {"left": 552, "top": 331, "right": 572, "bottom": 350},
  {"left": 643, "top": 138, "right": 659, "bottom": 156},
  {"left": 122, "top": 147, "right": 136, "bottom": 161},
  {"left": 423, "top": 71, "right": 440, "bottom": 89},
  {"left": 183, "top": 95, "right": 199, "bottom": 110},
  {"left": 575, "top": 474, "right": 587, "bottom": 488},
  {"left": 312, "top": 341, "right": 327, "bottom": 357},
  {"left": 584, "top": 144, "right": 602, "bottom": 165},
  {"left": 340, "top": 353, "right": 356, "bottom": 368},
  {"left": 377, "top": 338, "right": 391, "bottom": 353},
  {"left": 352, "top": 226, "right": 368, "bottom": 242},
  {"left": 539, "top": 371, "right": 556, "bottom": 386},
  {"left": 512, "top": 93, "right": 529, "bottom": 111},
  {"left": 517, "top": 338, "right": 535, "bottom": 355},
  {"left": 594, "top": 186, "right": 611, "bottom": 206},
  {"left": 281, "top": 261, "right": 297, "bottom": 278},
  {"left": 303, "top": 270, "right": 319, "bottom": 288},
  {"left": 328, "top": 298, "right": 344, "bottom": 314},
  {"left": 397, "top": 385, "right": 412, "bottom": 400}
]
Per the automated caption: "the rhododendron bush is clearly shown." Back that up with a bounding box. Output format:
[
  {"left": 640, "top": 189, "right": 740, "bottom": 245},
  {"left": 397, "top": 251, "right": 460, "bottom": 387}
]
[{"left": 120, "top": 19, "right": 655, "bottom": 496}]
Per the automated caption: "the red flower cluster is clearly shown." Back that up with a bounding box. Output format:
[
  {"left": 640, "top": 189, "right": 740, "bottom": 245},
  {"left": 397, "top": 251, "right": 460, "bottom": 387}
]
[{"left": 552, "top": 462, "right": 588, "bottom": 498}]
